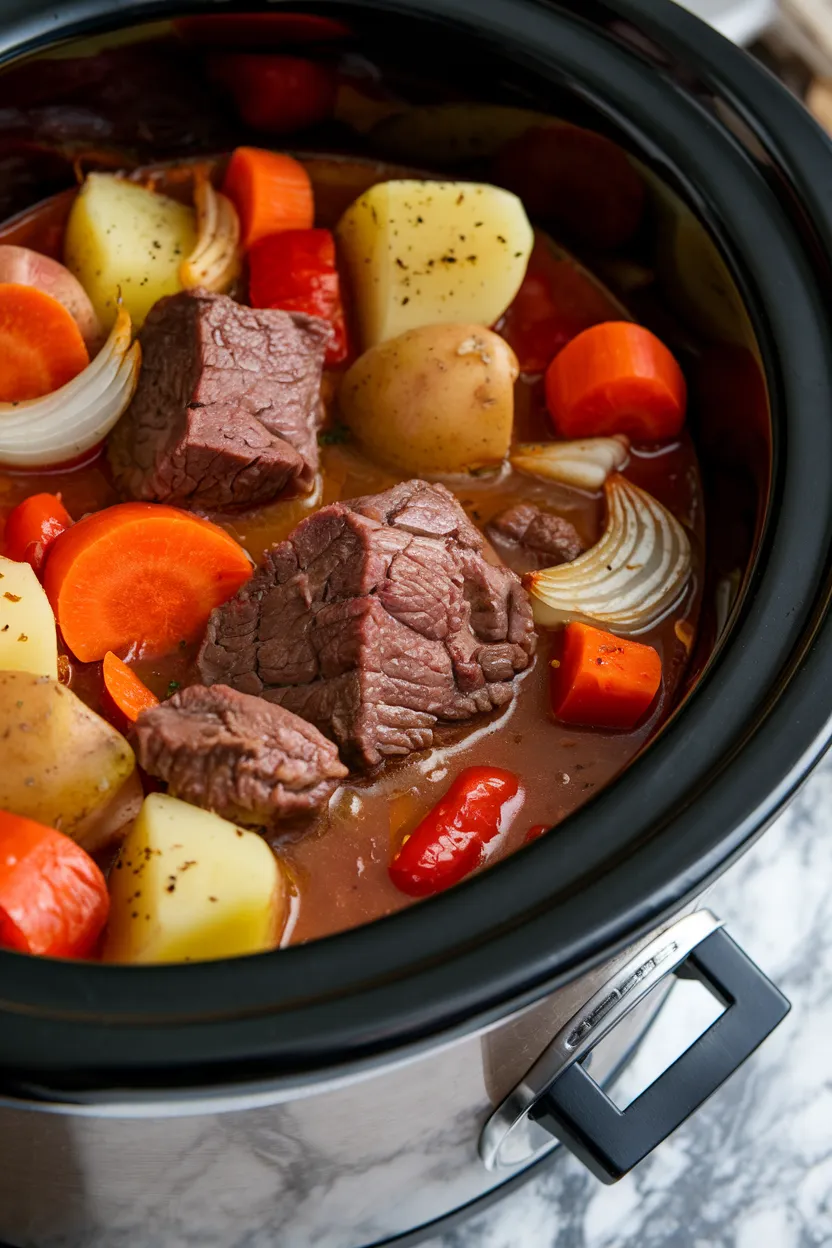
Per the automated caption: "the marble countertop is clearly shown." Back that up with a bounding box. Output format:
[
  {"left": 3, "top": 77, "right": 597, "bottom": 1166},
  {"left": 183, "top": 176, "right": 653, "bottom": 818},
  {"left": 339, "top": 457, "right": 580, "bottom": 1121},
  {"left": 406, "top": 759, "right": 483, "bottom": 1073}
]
[{"left": 426, "top": 755, "right": 832, "bottom": 1248}]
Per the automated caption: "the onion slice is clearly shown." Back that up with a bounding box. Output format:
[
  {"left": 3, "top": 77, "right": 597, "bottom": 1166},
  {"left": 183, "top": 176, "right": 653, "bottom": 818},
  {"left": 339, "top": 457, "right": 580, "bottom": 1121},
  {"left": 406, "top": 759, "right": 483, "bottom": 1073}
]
[
  {"left": 0, "top": 305, "right": 141, "bottom": 468},
  {"left": 511, "top": 435, "right": 630, "bottom": 492},
  {"left": 526, "top": 473, "right": 692, "bottom": 635},
  {"left": 180, "top": 174, "right": 242, "bottom": 293}
]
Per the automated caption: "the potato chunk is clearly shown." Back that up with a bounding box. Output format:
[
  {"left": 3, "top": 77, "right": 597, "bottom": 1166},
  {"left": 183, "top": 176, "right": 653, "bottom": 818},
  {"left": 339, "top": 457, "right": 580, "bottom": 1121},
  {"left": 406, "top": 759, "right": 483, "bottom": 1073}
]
[
  {"left": 336, "top": 179, "right": 533, "bottom": 348},
  {"left": 102, "top": 793, "right": 286, "bottom": 964},
  {"left": 0, "top": 556, "right": 58, "bottom": 678},
  {"left": 339, "top": 323, "right": 519, "bottom": 474},
  {"left": 64, "top": 174, "right": 197, "bottom": 330},
  {"left": 0, "top": 671, "right": 135, "bottom": 837}
]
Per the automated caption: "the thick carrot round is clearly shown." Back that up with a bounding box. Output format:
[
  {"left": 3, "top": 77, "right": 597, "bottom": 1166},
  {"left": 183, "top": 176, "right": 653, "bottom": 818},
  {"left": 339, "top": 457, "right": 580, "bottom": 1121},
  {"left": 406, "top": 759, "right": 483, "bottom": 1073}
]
[
  {"left": 0, "top": 810, "right": 109, "bottom": 958},
  {"left": 3, "top": 491, "right": 72, "bottom": 573},
  {"left": 222, "top": 147, "right": 314, "bottom": 250},
  {"left": 0, "top": 283, "right": 89, "bottom": 402},
  {"left": 545, "top": 321, "right": 687, "bottom": 442},
  {"left": 102, "top": 651, "right": 160, "bottom": 723},
  {"left": 44, "top": 502, "right": 252, "bottom": 663},
  {"left": 551, "top": 621, "right": 662, "bottom": 729}
]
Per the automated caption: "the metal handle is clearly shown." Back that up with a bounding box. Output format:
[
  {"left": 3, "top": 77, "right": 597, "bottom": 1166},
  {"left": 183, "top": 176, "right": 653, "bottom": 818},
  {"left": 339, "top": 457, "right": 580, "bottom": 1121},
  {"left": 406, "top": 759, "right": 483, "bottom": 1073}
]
[
  {"left": 532, "top": 927, "right": 790, "bottom": 1183},
  {"left": 479, "top": 910, "right": 789, "bottom": 1177}
]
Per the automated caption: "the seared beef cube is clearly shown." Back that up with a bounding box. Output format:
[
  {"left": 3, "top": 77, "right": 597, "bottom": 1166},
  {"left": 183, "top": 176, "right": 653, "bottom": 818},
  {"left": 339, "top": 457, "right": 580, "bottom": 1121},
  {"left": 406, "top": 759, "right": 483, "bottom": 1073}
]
[
  {"left": 487, "top": 503, "right": 584, "bottom": 574},
  {"left": 199, "top": 480, "right": 536, "bottom": 768},
  {"left": 131, "top": 683, "right": 347, "bottom": 825},
  {"left": 108, "top": 289, "right": 331, "bottom": 511}
]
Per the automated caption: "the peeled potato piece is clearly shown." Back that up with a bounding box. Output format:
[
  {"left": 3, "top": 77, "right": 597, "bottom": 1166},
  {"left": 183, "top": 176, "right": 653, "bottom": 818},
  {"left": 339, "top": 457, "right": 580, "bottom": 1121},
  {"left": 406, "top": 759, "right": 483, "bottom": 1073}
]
[
  {"left": 336, "top": 179, "right": 533, "bottom": 348},
  {"left": 64, "top": 174, "right": 197, "bottom": 330},
  {"left": 0, "top": 671, "right": 135, "bottom": 838},
  {"left": 339, "top": 323, "right": 519, "bottom": 474},
  {"left": 103, "top": 793, "right": 286, "bottom": 964},
  {"left": 0, "top": 556, "right": 58, "bottom": 678}
]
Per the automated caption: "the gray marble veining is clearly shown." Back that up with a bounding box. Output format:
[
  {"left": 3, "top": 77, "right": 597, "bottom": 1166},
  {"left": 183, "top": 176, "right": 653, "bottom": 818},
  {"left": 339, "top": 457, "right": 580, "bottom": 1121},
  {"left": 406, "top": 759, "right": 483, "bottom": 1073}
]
[{"left": 427, "top": 755, "right": 832, "bottom": 1248}]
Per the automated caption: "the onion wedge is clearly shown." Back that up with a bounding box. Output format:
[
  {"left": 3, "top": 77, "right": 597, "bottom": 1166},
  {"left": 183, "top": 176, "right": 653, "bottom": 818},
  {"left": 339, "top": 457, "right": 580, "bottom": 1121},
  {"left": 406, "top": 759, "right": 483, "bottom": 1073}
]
[
  {"left": 0, "top": 305, "right": 140, "bottom": 468},
  {"left": 511, "top": 435, "right": 630, "bottom": 492},
  {"left": 525, "top": 474, "right": 692, "bottom": 635},
  {"left": 180, "top": 174, "right": 242, "bottom": 294}
]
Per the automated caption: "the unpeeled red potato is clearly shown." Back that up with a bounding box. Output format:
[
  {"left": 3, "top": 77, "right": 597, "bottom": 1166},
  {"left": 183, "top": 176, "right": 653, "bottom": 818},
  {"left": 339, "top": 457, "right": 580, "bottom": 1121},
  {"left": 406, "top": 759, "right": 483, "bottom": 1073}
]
[
  {"left": 0, "top": 245, "right": 101, "bottom": 349},
  {"left": 339, "top": 323, "right": 519, "bottom": 474}
]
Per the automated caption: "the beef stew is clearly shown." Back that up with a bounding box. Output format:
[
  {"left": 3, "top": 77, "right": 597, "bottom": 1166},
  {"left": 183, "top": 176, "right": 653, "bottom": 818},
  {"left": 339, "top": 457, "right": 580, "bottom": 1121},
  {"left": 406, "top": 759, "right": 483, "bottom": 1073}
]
[{"left": 0, "top": 19, "right": 722, "bottom": 963}]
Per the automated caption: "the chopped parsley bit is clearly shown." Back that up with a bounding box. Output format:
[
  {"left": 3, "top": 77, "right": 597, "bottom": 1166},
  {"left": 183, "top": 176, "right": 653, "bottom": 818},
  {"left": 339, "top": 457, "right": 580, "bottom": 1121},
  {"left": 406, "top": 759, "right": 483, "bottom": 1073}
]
[
  {"left": 166, "top": 680, "right": 181, "bottom": 698},
  {"left": 318, "top": 423, "right": 351, "bottom": 446}
]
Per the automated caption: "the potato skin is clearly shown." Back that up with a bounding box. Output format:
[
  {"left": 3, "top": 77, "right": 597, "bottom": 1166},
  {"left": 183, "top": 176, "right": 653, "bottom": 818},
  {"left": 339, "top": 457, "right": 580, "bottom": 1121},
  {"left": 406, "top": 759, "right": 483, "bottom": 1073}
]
[
  {"left": 0, "top": 671, "right": 135, "bottom": 839},
  {"left": 339, "top": 324, "right": 519, "bottom": 474}
]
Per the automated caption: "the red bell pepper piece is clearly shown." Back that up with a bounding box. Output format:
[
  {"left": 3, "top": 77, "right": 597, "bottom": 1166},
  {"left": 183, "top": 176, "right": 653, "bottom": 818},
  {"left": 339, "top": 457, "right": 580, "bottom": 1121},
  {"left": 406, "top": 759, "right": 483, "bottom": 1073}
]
[
  {"left": 525, "top": 824, "right": 549, "bottom": 843},
  {"left": 3, "top": 491, "right": 72, "bottom": 574},
  {"left": 248, "top": 228, "right": 349, "bottom": 366},
  {"left": 389, "top": 766, "right": 521, "bottom": 897},
  {"left": 498, "top": 234, "right": 623, "bottom": 374},
  {"left": 210, "top": 54, "right": 336, "bottom": 136},
  {"left": 0, "top": 810, "right": 109, "bottom": 958}
]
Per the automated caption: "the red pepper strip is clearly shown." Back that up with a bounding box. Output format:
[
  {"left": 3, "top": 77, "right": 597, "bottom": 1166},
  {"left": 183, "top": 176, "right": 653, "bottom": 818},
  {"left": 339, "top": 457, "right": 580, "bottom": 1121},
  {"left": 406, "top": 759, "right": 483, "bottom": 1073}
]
[
  {"left": 3, "top": 491, "right": 72, "bottom": 574},
  {"left": 0, "top": 810, "right": 109, "bottom": 958},
  {"left": 389, "top": 766, "right": 521, "bottom": 897},
  {"left": 525, "top": 824, "right": 549, "bottom": 843},
  {"left": 248, "top": 228, "right": 349, "bottom": 366}
]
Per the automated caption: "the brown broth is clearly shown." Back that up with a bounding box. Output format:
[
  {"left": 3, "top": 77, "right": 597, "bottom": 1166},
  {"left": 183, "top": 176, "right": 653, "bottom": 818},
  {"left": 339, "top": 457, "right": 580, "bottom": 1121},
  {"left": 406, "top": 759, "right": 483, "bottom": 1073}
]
[{"left": 0, "top": 155, "right": 704, "bottom": 949}]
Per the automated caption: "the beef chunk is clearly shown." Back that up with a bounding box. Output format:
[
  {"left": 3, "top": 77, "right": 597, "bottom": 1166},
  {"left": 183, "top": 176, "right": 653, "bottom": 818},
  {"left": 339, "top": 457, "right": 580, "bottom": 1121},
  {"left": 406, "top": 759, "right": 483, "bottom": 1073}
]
[
  {"left": 108, "top": 289, "right": 331, "bottom": 511},
  {"left": 199, "top": 480, "right": 536, "bottom": 768},
  {"left": 131, "top": 683, "right": 347, "bottom": 825},
  {"left": 487, "top": 503, "right": 584, "bottom": 574}
]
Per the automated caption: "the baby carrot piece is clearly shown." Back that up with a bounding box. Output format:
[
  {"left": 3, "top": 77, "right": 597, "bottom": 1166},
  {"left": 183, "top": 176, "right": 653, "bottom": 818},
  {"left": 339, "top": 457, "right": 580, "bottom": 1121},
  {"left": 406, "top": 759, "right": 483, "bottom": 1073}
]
[
  {"left": 545, "top": 321, "right": 687, "bottom": 442},
  {"left": 0, "top": 810, "right": 109, "bottom": 958},
  {"left": 222, "top": 147, "right": 314, "bottom": 249},
  {"left": 0, "top": 283, "right": 89, "bottom": 402},
  {"left": 44, "top": 502, "right": 251, "bottom": 663},
  {"left": 102, "top": 651, "right": 160, "bottom": 723},
  {"left": 551, "top": 622, "right": 662, "bottom": 730},
  {"left": 3, "top": 491, "right": 72, "bottom": 573}
]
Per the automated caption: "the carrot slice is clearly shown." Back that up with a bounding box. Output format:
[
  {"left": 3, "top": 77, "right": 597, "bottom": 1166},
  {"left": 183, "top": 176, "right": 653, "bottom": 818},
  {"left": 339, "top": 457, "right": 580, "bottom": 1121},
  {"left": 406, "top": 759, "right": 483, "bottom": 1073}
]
[
  {"left": 0, "top": 810, "right": 109, "bottom": 958},
  {"left": 103, "top": 651, "right": 160, "bottom": 723},
  {"left": 551, "top": 622, "right": 662, "bottom": 729},
  {"left": 222, "top": 147, "right": 314, "bottom": 249},
  {"left": 545, "top": 321, "right": 687, "bottom": 442},
  {"left": 0, "top": 283, "right": 90, "bottom": 402},
  {"left": 43, "top": 502, "right": 252, "bottom": 663},
  {"left": 3, "top": 491, "right": 72, "bottom": 573}
]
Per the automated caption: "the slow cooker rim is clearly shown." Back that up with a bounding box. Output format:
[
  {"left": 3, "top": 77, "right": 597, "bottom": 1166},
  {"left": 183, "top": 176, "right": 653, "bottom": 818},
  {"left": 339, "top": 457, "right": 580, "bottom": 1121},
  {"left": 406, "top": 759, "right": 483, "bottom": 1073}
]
[{"left": 0, "top": 0, "right": 830, "bottom": 1086}]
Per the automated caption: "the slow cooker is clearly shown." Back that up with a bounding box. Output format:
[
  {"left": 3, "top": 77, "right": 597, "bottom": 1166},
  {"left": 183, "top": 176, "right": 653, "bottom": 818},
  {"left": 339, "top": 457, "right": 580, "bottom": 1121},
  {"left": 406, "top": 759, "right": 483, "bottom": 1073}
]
[{"left": 0, "top": 2, "right": 830, "bottom": 1245}]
